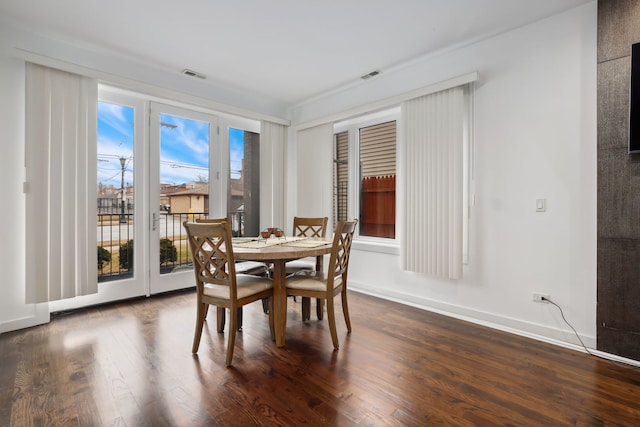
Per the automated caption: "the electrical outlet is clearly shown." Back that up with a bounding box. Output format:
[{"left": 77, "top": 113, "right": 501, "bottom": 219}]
[{"left": 533, "top": 293, "right": 550, "bottom": 303}]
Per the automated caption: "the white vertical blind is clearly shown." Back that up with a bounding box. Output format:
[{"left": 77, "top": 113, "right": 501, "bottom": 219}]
[
  {"left": 25, "top": 63, "right": 98, "bottom": 303},
  {"left": 401, "top": 86, "right": 465, "bottom": 279},
  {"left": 260, "top": 120, "right": 287, "bottom": 229},
  {"left": 296, "top": 123, "right": 333, "bottom": 227}
]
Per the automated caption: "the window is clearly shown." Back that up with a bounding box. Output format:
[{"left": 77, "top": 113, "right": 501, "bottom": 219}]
[
  {"left": 333, "top": 109, "right": 398, "bottom": 240},
  {"left": 97, "top": 101, "right": 135, "bottom": 281},
  {"left": 331, "top": 79, "right": 473, "bottom": 274},
  {"left": 227, "top": 128, "right": 260, "bottom": 237},
  {"left": 359, "top": 121, "right": 396, "bottom": 238}
]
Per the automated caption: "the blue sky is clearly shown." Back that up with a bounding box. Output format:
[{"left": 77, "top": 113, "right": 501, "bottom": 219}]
[{"left": 97, "top": 101, "right": 244, "bottom": 188}]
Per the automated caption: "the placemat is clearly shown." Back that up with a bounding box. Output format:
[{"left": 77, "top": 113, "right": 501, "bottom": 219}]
[
  {"left": 281, "top": 239, "right": 331, "bottom": 248},
  {"left": 232, "top": 236, "right": 304, "bottom": 249},
  {"left": 231, "top": 237, "right": 258, "bottom": 244}
]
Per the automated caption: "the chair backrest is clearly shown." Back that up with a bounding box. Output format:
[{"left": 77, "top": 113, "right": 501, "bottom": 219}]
[
  {"left": 327, "top": 219, "right": 358, "bottom": 290},
  {"left": 292, "top": 216, "right": 328, "bottom": 238},
  {"left": 183, "top": 220, "right": 237, "bottom": 298}
]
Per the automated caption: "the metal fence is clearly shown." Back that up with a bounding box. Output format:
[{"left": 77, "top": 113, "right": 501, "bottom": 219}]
[{"left": 97, "top": 210, "right": 246, "bottom": 282}]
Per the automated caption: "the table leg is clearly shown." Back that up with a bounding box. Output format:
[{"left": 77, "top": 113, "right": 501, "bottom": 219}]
[
  {"left": 273, "top": 260, "right": 287, "bottom": 347},
  {"left": 315, "top": 254, "right": 324, "bottom": 272},
  {"left": 316, "top": 255, "right": 324, "bottom": 320}
]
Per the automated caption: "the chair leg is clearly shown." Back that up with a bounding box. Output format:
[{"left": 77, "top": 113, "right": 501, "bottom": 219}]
[
  {"left": 316, "top": 298, "right": 324, "bottom": 320},
  {"left": 302, "top": 297, "right": 311, "bottom": 321},
  {"left": 268, "top": 297, "right": 275, "bottom": 341},
  {"left": 226, "top": 307, "right": 238, "bottom": 367},
  {"left": 237, "top": 307, "right": 243, "bottom": 331},
  {"left": 341, "top": 289, "right": 352, "bottom": 333},
  {"left": 326, "top": 297, "right": 339, "bottom": 349},
  {"left": 217, "top": 307, "right": 226, "bottom": 333},
  {"left": 192, "top": 302, "right": 208, "bottom": 353},
  {"left": 262, "top": 297, "right": 270, "bottom": 313}
]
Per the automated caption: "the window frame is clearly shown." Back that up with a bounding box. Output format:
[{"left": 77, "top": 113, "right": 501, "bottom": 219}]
[{"left": 333, "top": 107, "right": 401, "bottom": 253}]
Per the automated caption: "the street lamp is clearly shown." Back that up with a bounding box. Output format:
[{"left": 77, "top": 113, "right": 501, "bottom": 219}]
[{"left": 119, "top": 156, "right": 127, "bottom": 223}]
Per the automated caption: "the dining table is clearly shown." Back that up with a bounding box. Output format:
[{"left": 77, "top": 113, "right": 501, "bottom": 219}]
[{"left": 232, "top": 236, "right": 332, "bottom": 347}]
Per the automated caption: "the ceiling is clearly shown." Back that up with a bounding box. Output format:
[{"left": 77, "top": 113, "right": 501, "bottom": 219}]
[{"left": 0, "top": 0, "right": 592, "bottom": 107}]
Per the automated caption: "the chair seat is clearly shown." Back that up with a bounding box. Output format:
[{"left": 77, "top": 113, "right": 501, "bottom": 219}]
[
  {"left": 286, "top": 271, "right": 343, "bottom": 292},
  {"left": 285, "top": 257, "right": 316, "bottom": 275},
  {"left": 204, "top": 274, "right": 273, "bottom": 299},
  {"left": 236, "top": 260, "right": 268, "bottom": 275}
]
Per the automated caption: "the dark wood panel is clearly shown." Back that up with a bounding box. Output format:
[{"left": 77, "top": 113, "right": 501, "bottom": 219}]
[
  {"left": 598, "top": 238, "right": 640, "bottom": 342},
  {"left": 598, "top": 0, "right": 640, "bottom": 63},
  {"left": 1, "top": 291, "right": 640, "bottom": 426},
  {"left": 598, "top": 0, "right": 640, "bottom": 366}
]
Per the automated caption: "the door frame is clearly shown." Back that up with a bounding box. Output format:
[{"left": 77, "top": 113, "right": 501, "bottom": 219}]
[{"left": 148, "top": 102, "right": 219, "bottom": 294}]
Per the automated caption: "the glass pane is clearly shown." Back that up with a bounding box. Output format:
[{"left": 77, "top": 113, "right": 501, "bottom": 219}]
[
  {"left": 228, "top": 128, "right": 260, "bottom": 237},
  {"left": 158, "top": 114, "right": 210, "bottom": 274},
  {"left": 359, "top": 121, "right": 396, "bottom": 239},
  {"left": 97, "top": 101, "right": 135, "bottom": 282}
]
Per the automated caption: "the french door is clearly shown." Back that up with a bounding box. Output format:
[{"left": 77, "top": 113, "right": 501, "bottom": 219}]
[
  {"left": 149, "top": 102, "right": 220, "bottom": 294},
  {"left": 50, "top": 88, "right": 260, "bottom": 312}
]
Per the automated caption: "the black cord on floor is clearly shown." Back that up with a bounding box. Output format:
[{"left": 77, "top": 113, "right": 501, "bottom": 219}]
[{"left": 542, "top": 296, "right": 593, "bottom": 356}]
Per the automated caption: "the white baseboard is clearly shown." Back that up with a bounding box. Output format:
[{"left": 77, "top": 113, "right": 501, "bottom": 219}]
[
  {"left": 0, "top": 305, "right": 49, "bottom": 334},
  {"left": 349, "top": 282, "right": 640, "bottom": 369}
]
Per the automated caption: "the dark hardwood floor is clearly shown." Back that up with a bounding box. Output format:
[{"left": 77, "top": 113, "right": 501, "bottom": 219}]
[{"left": 1, "top": 290, "right": 640, "bottom": 426}]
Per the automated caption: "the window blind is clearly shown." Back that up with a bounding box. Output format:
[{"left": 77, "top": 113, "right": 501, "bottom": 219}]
[
  {"left": 359, "top": 121, "right": 396, "bottom": 177},
  {"left": 25, "top": 63, "right": 98, "bottom": 303},
  {"left": 334, "top": 131, "right": 349, "bottom": 224},
  {"left": 296, "top": 123, "right": 333, "bottom": 226},
  {"left": 260, "top": 120, "right": 287, "bottom": 230},
  {"left": 401, "top": 86, "right": 465, "bottom": 279}
]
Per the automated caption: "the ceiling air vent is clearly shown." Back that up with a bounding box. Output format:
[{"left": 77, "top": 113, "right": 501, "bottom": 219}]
[
  {"left": 360, "top": 70, "right": 381, "bottom": 80},
  {"left": 182, "top": 69, "right": 206, "bottom": 79}
]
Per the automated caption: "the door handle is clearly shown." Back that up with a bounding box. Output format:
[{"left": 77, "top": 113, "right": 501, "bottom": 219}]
[{"left": 152, "top": 212, "right": 158, "bottom": 231}]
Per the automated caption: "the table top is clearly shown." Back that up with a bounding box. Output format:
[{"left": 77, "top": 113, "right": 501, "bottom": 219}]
[{"left": 232, "top": 237, "right": 332, "bottom": 262}]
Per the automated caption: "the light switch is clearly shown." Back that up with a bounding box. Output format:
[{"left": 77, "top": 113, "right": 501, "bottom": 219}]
[{"left": 536, "top": 198, "right": 546, "bottom": 212}]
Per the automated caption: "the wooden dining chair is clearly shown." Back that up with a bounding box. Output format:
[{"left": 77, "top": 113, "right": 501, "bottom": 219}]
[
  {"left": 195, "top": 218, "right": 268, "bottom": 330},
  {"left": 286, "top": 216, "right": 329, "bottom": 273},
  {"left": 183, "top": 220, "right": 274, "bottom": 367},
  {"left": 286, "top": 216, "right": 328, "bottom": 321},
  {"left": 285, "top": 219, "right": 357, "bottom": 349},
  {"left": 292, "top": 216, "right": 329, "bottom": 240},
  {"left": 196, "top": 217, "right": 269, "bottom": 278}
]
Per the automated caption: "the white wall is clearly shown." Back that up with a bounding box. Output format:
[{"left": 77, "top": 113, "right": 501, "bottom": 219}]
[
  {"left": 289, "top": 3, "right": 598, "bottom": 348},
  {"left": 0, "top": 35, "right": 49, "bottom": 332}
]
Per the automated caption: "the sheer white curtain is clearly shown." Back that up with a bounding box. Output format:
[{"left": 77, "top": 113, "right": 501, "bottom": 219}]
[
  {"left": 296, "top": 123, "right": 333, "bottom": 226},
  {"left": 260, "top": 120, "right": 287, "bottom": 229},
  {"left": 401, "top": 86, "right": 465, "bottom": 279},
  {"left": 25, "top": 63, "right": 98, "bottom": 303}
]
